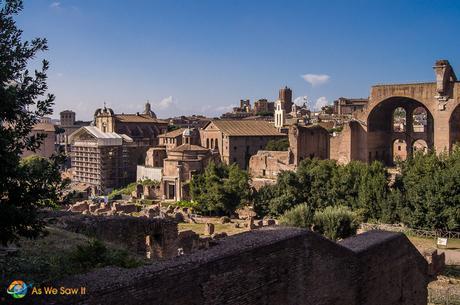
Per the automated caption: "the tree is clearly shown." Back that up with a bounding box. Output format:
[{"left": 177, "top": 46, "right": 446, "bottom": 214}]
[
  {"left": 265, "top": 138, "right": 289, "bottom": 151},
  {"left": 190, "top": 162, "right": 251, "bottom": 215},
  {"left": 279, "top": 203, "right": 314, "bottom": 229},
  {"left": 313, "top": 205, "right": 358, "bottom": 241},
  {"left": 0, "top": 0, "right": 60, "bottom": 245}
]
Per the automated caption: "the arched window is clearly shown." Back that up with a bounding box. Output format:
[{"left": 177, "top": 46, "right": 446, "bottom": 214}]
[
  {"left": 412, "top": 107, "right": 427, "bottom": 133},
  {"left": 206, "top": 138, "right": 209, "bottom": 148},
  {"left": 393, "top": 139, "right": 407, "bottom": 162},
  {"left": 413, "top": 139, "right": 428, "bottom": 154},
  {"left": 211, "top": 138, "right": 214, "bottom": 148},
  {"left": 393, "top": 107, "right": 406, "bottom": 132},
  {"left": 215, "top": 139, "right": 218, "bottom": 149}
]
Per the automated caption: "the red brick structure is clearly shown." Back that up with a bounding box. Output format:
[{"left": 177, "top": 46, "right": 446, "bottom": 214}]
[
  {"left": 201, "top": 120, "right": 286, "bottom": 169},
  {"left": 332, "top": 59, "right": 460, "bottom": 165},
  {"left": 33, "top": 229, "right": 428, "bottom": 305}
]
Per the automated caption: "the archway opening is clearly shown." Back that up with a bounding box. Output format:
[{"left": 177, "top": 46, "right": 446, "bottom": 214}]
[
  {"left": 393, "top": 107, "right": 406, "bottom": 132},
  {"left": 413, "top": 139, "right": 428, "bottom": 154},
  {"left": 367, "top": 97, "right": 433, "bottom": 165},
  {"left": 412, "top": 107, "right": 427, "bottom": 133},
  {"left": 449, "top": 105, "right": 460, "bottom": 149},
  {"left": 393, "top": 139, "right": 407, "bottom": 162}
]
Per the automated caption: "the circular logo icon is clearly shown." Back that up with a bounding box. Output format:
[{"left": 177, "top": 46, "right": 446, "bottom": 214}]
[{"left": 7, "top": 280, "right": 28, "bottom": 299}]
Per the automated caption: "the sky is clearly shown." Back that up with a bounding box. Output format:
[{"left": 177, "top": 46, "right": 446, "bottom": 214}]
[{"left": 15, "top": 0, "right": 460, "bottom": 120}]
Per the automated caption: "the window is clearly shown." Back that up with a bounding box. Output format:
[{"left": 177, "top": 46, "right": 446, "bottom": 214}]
[
  {"left": 398, "top": 146, "right": 401, "bottom": 151},
  {"left": 393, "top": 107, "right": 406, "bottom": 132}
]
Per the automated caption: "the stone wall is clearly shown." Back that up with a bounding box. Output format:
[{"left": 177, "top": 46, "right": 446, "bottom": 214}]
[
  {"left": 26, "top": 228, "right": 428, "bottom": 305},
  {"left": 51, "top": 212, "right": 178, "bottom": 259}
]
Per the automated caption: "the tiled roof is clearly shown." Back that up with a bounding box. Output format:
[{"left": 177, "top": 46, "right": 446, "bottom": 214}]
[
  {"left": 170, "top": 144, "right": 209, "bottom": 152},
  {"left": 32, "top": 122, "right": 56, "bottom": 132},
  {"left": 115, "top": 114, "right": 168, "bottom": 124},
  {"left": 159, "top": 128, "right": 186, "bottom": 138},
  {"left": 209, "top": 120, "right": 285, "bottom": 137}
]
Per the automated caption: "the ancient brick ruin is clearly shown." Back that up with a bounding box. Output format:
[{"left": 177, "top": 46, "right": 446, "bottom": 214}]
[{"left": 25, "top": 227, "right": 428, "bottom": 305}]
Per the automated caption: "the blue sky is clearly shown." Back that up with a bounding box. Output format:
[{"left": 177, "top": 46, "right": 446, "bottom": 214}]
[{"left": 16, "top": 0, "right": 460, "bottom": 120}]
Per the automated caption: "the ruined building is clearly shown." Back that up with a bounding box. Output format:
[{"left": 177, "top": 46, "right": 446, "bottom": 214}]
[
  {"left": 161, "top": 128, "right": 218, "bottom": 200},
  {"left": 201, "top": 120, "right": 286, "bottom": 169},
  {"left": 331, "top": 59, "right": 460, "bottom": 165},
  {"left": 33, "top": 228, "right": 428, "bottom": 305},
  {"left": 249, "top": 124, "right": 330, "bottom": 180},
  {"left": 333, "top": 97, "right": 369, "bottom": 116}
]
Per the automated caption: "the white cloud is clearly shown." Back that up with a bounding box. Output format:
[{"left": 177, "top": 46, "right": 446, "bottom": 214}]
[
  {"left": 50, "top": 2, "right": 61, "bottom": 8},
  {"left": 301, "top": 74, "right": 330, "bottom": 87},
  {"left": 156, "top": 96, "right": 175, "bottom": 109},
  {"left": 293, "top": 96, "right": 308, "bottom": 106},
  {"left": 314, "top": 96, "right": 329, "bottom": 110}
]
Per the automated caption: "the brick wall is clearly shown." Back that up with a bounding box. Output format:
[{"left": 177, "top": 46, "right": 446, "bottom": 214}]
[{"left": 25, "top": 228, "right": 428, "bottom": 305}]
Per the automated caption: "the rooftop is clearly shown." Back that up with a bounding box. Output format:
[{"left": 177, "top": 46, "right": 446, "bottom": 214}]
[
  {"left": 170, "top": 144, "right": 209, "bottom": 152},
  {"left": 209, "top": 120, "right": 285, "bottom": 137},
  {"left": 158, "top": 128, "right": 186, "bottom": 138},
  {"left": 32, "top": 122, "right": 55, "bottom": 132},
  {"left": 115, "top": 114, "right": 167, "bottom": 124}
]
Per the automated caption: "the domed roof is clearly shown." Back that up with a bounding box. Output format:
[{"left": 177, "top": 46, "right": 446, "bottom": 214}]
[{"left": 143, "top": 101, "right": 157, "bottom": 119}]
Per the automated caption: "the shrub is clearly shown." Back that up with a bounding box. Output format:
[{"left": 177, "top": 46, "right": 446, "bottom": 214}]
[
  {"left": 68, "top": 239, "right": 141, "bottom": 270},
  {"left": 313, "top": 205, "right": 358, "bottom": 241},
  {"left": 279, "top": 203, "right": 314, "bottom": 229}
]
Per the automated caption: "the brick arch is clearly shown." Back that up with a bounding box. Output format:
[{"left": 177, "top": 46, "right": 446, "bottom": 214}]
[{"left": 365, "top": 96, "right": 434, "bottom": 165}]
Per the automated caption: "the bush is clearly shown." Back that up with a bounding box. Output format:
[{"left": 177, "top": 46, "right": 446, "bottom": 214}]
[
  {"left": 279, "top": 203, "right": 314, "bottom": 229},
  {"left": 68, "top": 239, "right": 141, "bottom": 270},
  {"left": 313, "top": 206, "right": 358, "bottom": 241},
  {"left": 265, "top": 138, "right": 289, "bottom": 151}
]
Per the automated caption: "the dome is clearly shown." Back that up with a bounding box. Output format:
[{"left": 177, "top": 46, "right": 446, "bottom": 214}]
[{"left": 143, "top": 101, "right": 157, "bottom": 119}]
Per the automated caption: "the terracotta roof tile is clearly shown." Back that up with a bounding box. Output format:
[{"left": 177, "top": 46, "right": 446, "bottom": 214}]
[
  {"left": 115, "top": 114, "right": 168, "bottom": 124},
  {"left": 209, "top": 120, "right": 285, "bottom": 137},
  {"left": 170, "top": 144, "right": 209, "bottom": 152},
  {"left": 159, "top": 128, "right": 186, "bottom": 138}
]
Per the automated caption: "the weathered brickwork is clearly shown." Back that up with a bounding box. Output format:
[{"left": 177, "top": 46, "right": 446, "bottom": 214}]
[{"left": 26, "top": 228, "right": 428, "bottom": 305}]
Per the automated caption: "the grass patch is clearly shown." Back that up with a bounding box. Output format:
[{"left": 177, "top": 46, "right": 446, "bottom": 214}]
[
  {"left": 407, "top": 235, "right": 460, "bottom": 251},
  {"left": 178, "top": 221, "right": 247, "bottom": 236},
  {"left": 0, "top": 227, "right": 143, "bottom": 285}
]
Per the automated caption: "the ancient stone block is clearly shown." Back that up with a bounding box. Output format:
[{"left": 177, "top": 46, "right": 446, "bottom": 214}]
[
  {"left": 70, "top": 201, "right": 89, "bottom": 213},
  {"left": 204, "top": 223, "right": 215, "bottom": 235}
]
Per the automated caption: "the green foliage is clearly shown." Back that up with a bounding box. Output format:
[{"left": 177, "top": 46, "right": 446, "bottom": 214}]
[
  {"left": 265, "top": 138, "right": 290, "bottom": 151},
  {"left": 68, "top": 239, "right": 141, "bottom": 270},
  {"left": 175, "top": 200, "right": 199, "bottom": 209},
  {"left": 167, "top": 124, "right": 180, "bottom": 132},
  {"left": 108, "top": 182, "right": 137, "bottom": 199},
  {"left": 313, "top": 205, "right": 359, "bottom": 241},
  {"left": 255, "top": 111, "right": 273, "bottom": 117},
  {"left": 253, "top": 159, "right": 391, "bottom": 223},
  {"left": 0, "top": 0, "right": 65, "bottom": 245},
  {"left": 190, "top": 162, "right": 251, "bottom": 215},
  {"left": 279, "top": 203, "right": 314, "bottom": 229},
  {"left": 108, "top": 179, "right": 160, "bottom": 199},
  {"left": 397, "top": 149, "right": 460, "bottom": 231}
]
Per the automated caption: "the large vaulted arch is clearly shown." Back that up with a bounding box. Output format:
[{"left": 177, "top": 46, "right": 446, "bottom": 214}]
[{"left": 367, "top": 96, "right": 434, "bottom": 165}]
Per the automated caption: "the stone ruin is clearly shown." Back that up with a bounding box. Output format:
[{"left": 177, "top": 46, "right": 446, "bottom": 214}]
[
  {"left": 23, "top": 228, "right": 429, "bottom": 305},
  {"left": 43, "top": 210, "right": 224, "bottom": 260}
]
